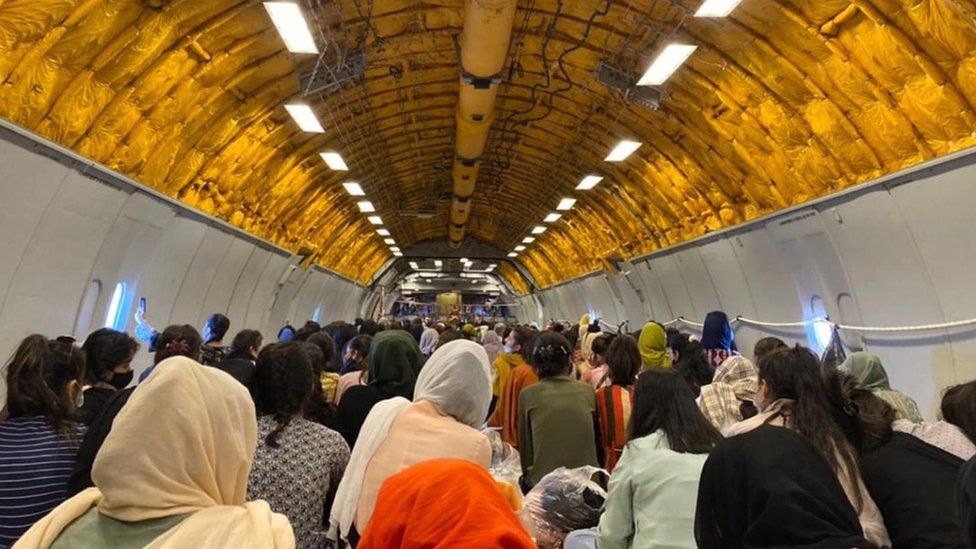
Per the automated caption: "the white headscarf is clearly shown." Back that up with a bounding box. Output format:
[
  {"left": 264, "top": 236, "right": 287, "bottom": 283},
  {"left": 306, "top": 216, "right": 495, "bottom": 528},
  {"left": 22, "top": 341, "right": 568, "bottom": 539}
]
[
  {"left": 419, "top": 327, "right": 439, "bottom": 356},
  {"left": 413, "top": 339, "right": 492, "bottom": 428}
]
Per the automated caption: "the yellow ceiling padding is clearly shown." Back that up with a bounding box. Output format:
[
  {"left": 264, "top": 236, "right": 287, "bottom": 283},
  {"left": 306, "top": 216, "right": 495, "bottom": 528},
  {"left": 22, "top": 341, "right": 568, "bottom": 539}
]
[{"left": 0, "top": 0, "right": 973, "bottom": 291}]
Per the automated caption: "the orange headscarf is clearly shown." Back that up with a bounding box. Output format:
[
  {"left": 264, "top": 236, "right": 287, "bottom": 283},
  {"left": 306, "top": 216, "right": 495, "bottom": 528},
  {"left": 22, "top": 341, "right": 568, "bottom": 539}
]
[{"left": 358, "top": 459, "right": 535, "bottom": 549}]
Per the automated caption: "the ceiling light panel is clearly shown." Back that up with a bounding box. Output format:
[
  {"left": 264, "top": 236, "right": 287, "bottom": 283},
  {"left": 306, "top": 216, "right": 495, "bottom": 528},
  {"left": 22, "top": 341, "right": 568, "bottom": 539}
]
[
  {"left": 523, "top": 237, "right": 535, "bottom": 243},
  {"left": 556, "top": 198, "right": 577, "bottom": 211},
  {"left": 508, "top": 252, "right": 518, "bottom": 258},
  {"left": 383, "top": 238, "right": 395, "bottom": 245},
  {"left": 284, "top": 104, "right": 324, "bottom": 133},
  {"left": 695, "top": 0, "right": 744, "bottom": 17},
  {"left": 343, "top": 182, "right": 364, "bottom": 196},
  {"left": 605, "top": 140, "right": 642, "bottom": 162},
  {"left": 320, "top": 152, "right": 348, "bottom": 171},
  {"left": 637, "top": 44, "right": 697, "bottom": 86},
  {"left": 544, "top": 213, "right": 562, "bottom": 223},
  {"left": 531, "top": 225, "right": 547, "bottom": 234},
  {"left": 263, "top": 2, "right": 318, "bottom": 54},
  {"left": 409, "top": 262, "right": 419, "bottom": 269},
  {"left": 514, "top": 245, "right": 526, "bottom": 251},
  {"left": 368, "top": 216, "right": 383, "bottom": 225},
  {"left": 376, "top": 229, "right": 390, "bottom": 236},
  {"left": 576, "top": 175, "right": 604, "bottom": 190},
  {"left": 357, "top": 201, "right": 375, "bottom": 213}
]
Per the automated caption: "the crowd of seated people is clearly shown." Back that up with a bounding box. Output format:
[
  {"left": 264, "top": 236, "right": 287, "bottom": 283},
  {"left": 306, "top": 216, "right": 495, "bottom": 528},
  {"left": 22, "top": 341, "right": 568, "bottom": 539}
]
[{"left": 2, "top": 308, "right": 976, "bottom": 549}]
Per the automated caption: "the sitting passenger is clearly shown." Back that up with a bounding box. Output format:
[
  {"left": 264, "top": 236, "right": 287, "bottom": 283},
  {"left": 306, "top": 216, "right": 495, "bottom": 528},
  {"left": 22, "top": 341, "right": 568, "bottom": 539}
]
[
  {"left": 700, "top": 311, "right": 738, "bottom": 372},
  {"left": 0, "top": 336, "right": 86, "bottom": 547},
  {"left": 334, "top": 335, "right": 371, "bottom": 405},
  {"left": 695, "top": 425, "right": 871, "bottom": 548},
  {"left": 248, "top": 342, "right": 350, "bottom": 549},
  {"left": 519, "top": 333, "right": 600, "bottom": 489},
  {"left": 16, "top": 356, "right": 294, "bottom": 548},
  {"left": 586, "top": 369, "right": 722, "bottom": 549},
  {"left": 752, "top": 336, "right": 787, "bottom": 364},
  {"left": 637, "top": 322, "right": 671, "bottom": 372},
  {"left": 330, "top": 339, "right": 492, "bottom": 543},
  {"left": 826, "top": 372, "right": 973, "bottom": 548},
  {"left": 595, "top": 334, "right": 640, "bottom": 471},
  {"left": 300, "top": 341, "right": 336, "bottom": 427},
  {"left": 840, "top": 351, "right": 924, "bottom": 423},
  {"left": 727, "top": 345, "right": 890, "bottom": 547},
  {"left": 358, "top": 459, "right": 534, "bottom": 548},
  {"left": 78, "top": 328, "right": 138, "bottom": 424},
  {"left": 488, "top": 326, "right": 539, "bottom": 449},
  {"left": 329, "top": 330, "right": 422, "bottom": 448},
  {"left": 306, "top": 332, "right": 339, "bottom": 401},
  {"left": 199, "top": 313, "right": 230, "bottom": 367},
  {"left": 672, "top": 340, "right": 712, "bottom": 397},
  {"left": 583, "top": 334, "right": 611, "bottom": 388},
  {"left": 698, "top": 356, "right": 759, "bottom": 433},
  {"left": 214, "top": 329, "right": 262, "bottom": 394}
]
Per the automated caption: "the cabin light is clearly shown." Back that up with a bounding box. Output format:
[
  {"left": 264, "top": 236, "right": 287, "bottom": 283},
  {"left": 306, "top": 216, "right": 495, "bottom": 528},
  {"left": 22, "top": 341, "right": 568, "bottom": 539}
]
[
  {"left": 368, "top": 215, "right": 383, "bottom": 225},
  {"left": 544, "top": 213, "right": 562, "bottom": 223},
  {"left": 434, "top": 260, "right": 443, "bottom": 267},
  {"left": 605, "top": 140, "right": 642, "bottom": 162},
  {"left": 531, "top": 225, "right": 547, "bottom": 235},
  {"left": 637, "top": 44, "right": 697, "bottom": 86},
  {"left": 390, "top": 246, "right": 401, "bottom": 253},
  {"left": 376, "top": 228, "right": 390, "bottom": 236},
  {"left": 357, "top": 201, "right": 375, "bottom": 213},
  {"left": 576, "top": 175, "right": 604, "bottom": 190},
  {"left": 409, "top": 261, "right": 419, "bottom": 269},
  {"left": 320, "top": 152, "right": 348, "bottom": 171},
  {"left": 284, "top": 104, "right": 324, "bottom": 133},
  {"left": 383, "top": 238, "right": 395, "bottom": 245},
  {"left": 556, "top": 198, "right": 577, "bottom": 211},
  {"left": 514, "top": 245, "right": 526, "bottom": 252},
  {"left": 508, "top": 252, "right": 518, "bottom": 257},
  {"left": 393, "top": 251, "right": 403, "bottom": 257},
  {"left": 487, "top": 264, "right": 497, "bottom": 271},
  {"left": 263, "top": 2, "right": 319, "bottom": 54},
  {"left": 461, "top": 257, "right": 469, "bottom": 263},
  {"left": 522, "top": 237, "right": 535, "bottom": 244},
  {"left": 343, "top": 182, "right": 365, "bottom": 196},
  {"left": 695, "top": 0, "right": 744, "bottom": 17}
]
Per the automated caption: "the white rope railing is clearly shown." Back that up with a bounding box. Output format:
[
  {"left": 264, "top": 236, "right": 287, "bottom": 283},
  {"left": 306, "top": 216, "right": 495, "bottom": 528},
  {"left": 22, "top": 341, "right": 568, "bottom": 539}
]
[{"left": 660, "top": 315, "right": 976, "bottom": 334}]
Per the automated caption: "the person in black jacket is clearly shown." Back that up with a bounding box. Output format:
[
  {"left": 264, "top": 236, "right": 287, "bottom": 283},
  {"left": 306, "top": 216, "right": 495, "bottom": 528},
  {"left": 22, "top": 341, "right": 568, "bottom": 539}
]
[{"left": 214, "top": 329, "right": 262, "bottom": 396}]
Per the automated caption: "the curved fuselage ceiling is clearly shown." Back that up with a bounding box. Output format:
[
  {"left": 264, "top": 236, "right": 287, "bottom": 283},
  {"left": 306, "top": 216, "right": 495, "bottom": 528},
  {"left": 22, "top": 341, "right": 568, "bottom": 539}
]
[{"left": 1, "top": 0, "right": 974, "bottom": 290}]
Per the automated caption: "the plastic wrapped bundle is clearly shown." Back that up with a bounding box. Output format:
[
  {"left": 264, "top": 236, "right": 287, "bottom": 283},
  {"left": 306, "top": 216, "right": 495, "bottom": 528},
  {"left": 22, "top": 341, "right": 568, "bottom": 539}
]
[
  {"left": 485, "top": 428, "right": 522, "bottom": 490},
  {"left": 520, "top": 466, "right": 608, "bottom": 548}
]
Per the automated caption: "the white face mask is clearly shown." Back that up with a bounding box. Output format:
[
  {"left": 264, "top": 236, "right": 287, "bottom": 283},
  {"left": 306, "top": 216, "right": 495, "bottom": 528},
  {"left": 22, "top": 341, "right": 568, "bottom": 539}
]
[{"left": 503, "top": 344, "right": 512, "bottom": 354}]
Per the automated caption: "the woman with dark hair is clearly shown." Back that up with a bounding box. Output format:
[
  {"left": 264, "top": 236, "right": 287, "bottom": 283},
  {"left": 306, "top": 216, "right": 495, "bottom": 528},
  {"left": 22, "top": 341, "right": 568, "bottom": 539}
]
[
  {"left": 695, "top": 425, "right": 871, "bottom": 549},
  {"left": 488, "top": 326, "right": 539, "bottom": 449},
  {"left": 595, "top": 334, "right": 639, "bottom": 471},
  {"left": 199, "top": 313, "right": 230, "bottom": 367},
  {"left": 79, "top": 328, "right": 138, "bottom": 424},
  {"left": 584, "top": 369, "right": 722, "bottom": 549},
  {"left": 752, "top": 336, "right": 787, "bottom": 364},
  {"left": 825, "top": 371, "right": 971, "bottom": 548},
  {"left": 307, "top": 332, "right": 340, "bottom": 402},
  {"left": 248, "top": 342, "right": 350, "bottom": 549},
  {"left": 327, "top": 323, "right": 359, "bottom": 373},
  {"left": 585, "top": 334, "right": 613, "bottom": 389},
  {"left": 301, "top": 342, "right": 337, "bottom": 427},
  {"left": 518, "top": 332, "right": 599, "bottom": 488},
  {"left": 700, "top": 311, "right": 738, "bottom": 372},
  {"left": 334, "top": 335, "right": 372, "bottom": 405},
  {"left": 293, "top": 321, "right": 322, "bottom": 342},
  {"left": 329, "top": 331, "right": 422, "bottom": 448},
  {"left": 214, "top": 329, "right": 262, "bottom": 393},
  {"left": 727, "top": 345, "right": 889, "bottom": 547},
  {"left": 0, "top": 335, "right": 86, "bottom": 546},
  {"left": 673, "top": 340, "right": 712, "bottom": 397},
  {"left": 138, "top": 324, "right": 202, "bottom": 382},
  {"left": 358, "top": 320, "right": 381, "bottom": 337}
]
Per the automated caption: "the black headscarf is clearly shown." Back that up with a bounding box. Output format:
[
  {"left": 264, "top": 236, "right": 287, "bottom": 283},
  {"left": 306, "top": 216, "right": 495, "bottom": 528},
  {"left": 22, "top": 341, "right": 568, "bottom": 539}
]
[
  {"left": 695, "top": 425, "right": 870, "bottom": 549},
  {"left": 958, "top": 456, "right": 976, "bottom": 548},
  {"left": 368, "top": 330, "right": 423, "bottom": 399}
]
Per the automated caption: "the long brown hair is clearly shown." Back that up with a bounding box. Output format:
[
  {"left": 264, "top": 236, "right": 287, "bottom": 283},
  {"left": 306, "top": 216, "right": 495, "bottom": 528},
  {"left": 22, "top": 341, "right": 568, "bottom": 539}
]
[{"left": 4, "top": 334, "right": 86, "bottom": 435}]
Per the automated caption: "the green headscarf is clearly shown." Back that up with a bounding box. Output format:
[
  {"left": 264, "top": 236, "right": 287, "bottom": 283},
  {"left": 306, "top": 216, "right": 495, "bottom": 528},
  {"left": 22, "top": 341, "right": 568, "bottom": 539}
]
[
  {"left": 838, "top": 352, "right": 890, "bottom": 391},
  {"left": 368, "top": 330, "right": 423, "bottom": 399},
  {"left": 638, "top": 322, "right": 672, "bottom": 371}
]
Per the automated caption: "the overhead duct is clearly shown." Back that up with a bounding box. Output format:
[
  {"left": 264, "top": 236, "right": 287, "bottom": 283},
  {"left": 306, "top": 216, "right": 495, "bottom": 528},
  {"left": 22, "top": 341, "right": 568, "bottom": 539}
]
[{"left": 448, "top": 0, "right": 517, "bottom": 249}]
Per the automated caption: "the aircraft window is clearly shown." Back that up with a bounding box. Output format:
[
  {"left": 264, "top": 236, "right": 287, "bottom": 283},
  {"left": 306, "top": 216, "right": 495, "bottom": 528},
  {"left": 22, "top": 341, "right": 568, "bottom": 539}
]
[
  {"left": 807, "top": 295, "right": 832, "bottom": 353},
  {"left": 104, "top": 282, "right": 126, "bottom": 330},
  {"left": 312, "top": 304, "right": 322, "bottom": 323}
]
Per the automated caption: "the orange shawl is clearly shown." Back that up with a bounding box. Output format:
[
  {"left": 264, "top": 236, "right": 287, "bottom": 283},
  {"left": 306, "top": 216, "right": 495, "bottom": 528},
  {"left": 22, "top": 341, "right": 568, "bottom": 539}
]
[{"left": 488, "top": 363, "right": 538, "bottom": 449}]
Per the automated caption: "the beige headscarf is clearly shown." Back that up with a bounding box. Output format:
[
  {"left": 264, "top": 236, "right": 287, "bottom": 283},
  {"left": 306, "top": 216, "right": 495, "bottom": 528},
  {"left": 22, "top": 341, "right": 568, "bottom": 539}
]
[
  {"left": 699, "top": 355, "right": 758, "bottom": 432},
  {"left": 14, "top": 356, "right": 294, "bottom": 549}
]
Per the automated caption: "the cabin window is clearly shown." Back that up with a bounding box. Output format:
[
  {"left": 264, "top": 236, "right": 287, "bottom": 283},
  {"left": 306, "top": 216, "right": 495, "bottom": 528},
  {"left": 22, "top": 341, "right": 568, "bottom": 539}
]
[
  {"left": 104, "top": 282, "right": 126, "bottom": 330},
  {"left": 312, "top": 304, "right": 323, "bottom": 323},
  {"left": 808, "top": 295, "right": 832, "bottom": 352}
]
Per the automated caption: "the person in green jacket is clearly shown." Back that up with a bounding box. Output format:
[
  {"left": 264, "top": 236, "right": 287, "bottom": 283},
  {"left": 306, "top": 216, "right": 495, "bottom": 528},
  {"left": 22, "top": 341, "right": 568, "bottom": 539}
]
[
  {"left": 518, "top": 332, "right": 601, "bottom": 489},
  {"left": 565, "top": 369, "right": 723, "bottom": 549}
]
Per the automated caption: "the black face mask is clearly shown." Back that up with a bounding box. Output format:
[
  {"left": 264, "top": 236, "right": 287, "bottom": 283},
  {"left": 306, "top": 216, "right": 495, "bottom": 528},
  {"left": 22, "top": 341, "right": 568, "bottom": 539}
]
[{"left": 109, "top": 370, "right": 134, "bottom": 390}]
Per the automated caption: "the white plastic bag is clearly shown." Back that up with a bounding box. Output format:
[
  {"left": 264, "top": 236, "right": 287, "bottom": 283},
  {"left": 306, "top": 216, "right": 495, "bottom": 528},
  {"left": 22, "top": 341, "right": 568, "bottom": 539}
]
[{"left": 520, "top": 466, "right": 608, "bottom": 548}]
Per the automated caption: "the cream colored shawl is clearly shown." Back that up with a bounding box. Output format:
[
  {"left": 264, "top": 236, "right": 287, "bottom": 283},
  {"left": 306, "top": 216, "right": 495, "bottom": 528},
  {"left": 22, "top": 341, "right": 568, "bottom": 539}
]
[{"left": 15, "top": 356, "right": 294, "bottom": 548}]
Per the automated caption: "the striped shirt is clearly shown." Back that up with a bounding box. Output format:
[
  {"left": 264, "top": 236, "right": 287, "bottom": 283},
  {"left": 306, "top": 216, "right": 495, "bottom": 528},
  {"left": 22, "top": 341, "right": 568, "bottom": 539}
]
[
  {"left": 0, "top": 417, "right": 84, "bottom": 548},
  {"left": 595, "top": 384, "right": 634, "bottom": 472}
]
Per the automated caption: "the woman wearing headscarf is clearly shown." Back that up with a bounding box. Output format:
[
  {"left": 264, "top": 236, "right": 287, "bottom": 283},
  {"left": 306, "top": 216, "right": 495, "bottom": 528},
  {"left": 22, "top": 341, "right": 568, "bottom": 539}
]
[
  {"left": 637, "top": 322, "right": 672, "bottom": 372},
  {"left": 329, "top": 340, "right": 492, "bottom": 544},
  {"left": 695, "top": 425, "right": 871, "bottom": 549},
  {"left": 329, "top": 331, "right": 422, "bottom": 448},
  {"left": 418, "top": 327, "right": 439, "bottom": 358},
  {"left": 698, "top": 356, "right": 759, "bottom": 433},
  {"left": 840, "top": 351, "right": 923, "bottom": 423},
  {"left": 700, "top": 311, "right": 738, "bottom": 372},
  {"left": 358, "top": 459, "right": 534, "bottom": 549},
  {"left": 16, "top": 357, "right": 294, "bottom": 548},
  {"left": 481, "top": 330, "right": 503, "bottom": 365}
]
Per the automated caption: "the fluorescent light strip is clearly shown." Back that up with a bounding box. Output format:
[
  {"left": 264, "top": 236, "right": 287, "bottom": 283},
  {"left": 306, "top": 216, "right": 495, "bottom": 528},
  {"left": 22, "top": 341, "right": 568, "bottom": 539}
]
[
  {"left": 487, "top": 264, "right": 497, "bottom": 271},
  {"left": 390, "top": 246, "right": 401, "bottom": 253},
  {"left": 409, "top": 262, "right": 419, "bottom": 269},
  {"left": 531, "top": 225, "right": 547, "bottom": 235},
  {"left": 557, "top": 197, "right": 577, "bottom": 210},
  {"left": 576, "top": 175, "right": 604, "bottom": 190},
  {"left": 320, "top": 152, "right": 348, "bottom": 171},
  {"left": 357, "top": 201, "right": 375, "bottom": 213},
  {"left": 376, "top": 229, "right": 390, "bottom": 236},
  {"left": 544, "top": 213, "right": 562, "bottom": 223},
  {"left": 514, "top": 245, "right": 526, "bottom": 252},
  {"left": 695, "top": 0, "right": 744, "bottom": 17},
  {"left": 522, "top": 237, "right": 535, "bottom": 244},
  {"left": 393, "top": 251, "right": 403, "bottom": 257},
  {"left": 343, "top": 182, "right": 365, "bottom": 196},
  {"left": 605, "top": 140, "right": 642, "bottom": 162},
  {"left": 368, "top": 216, "right": 383, "bottom": 225},
  {"left": 284, "top": 104, "right": 324, "bottom": 133},
  {"left": 383, "top": 238, "right": 395, "bottom": 245},
  {"left": 263, "top": 2, "right": 319, "bottom": 54},
  {"left": 434, "top": 260, "right": 443, "bottom": 267},
  {"left": 508, "top": 252, "right": 518, "bottom": 258},
  {"left": 637, "top": 44, "right": 698, "bottom": 86}
]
